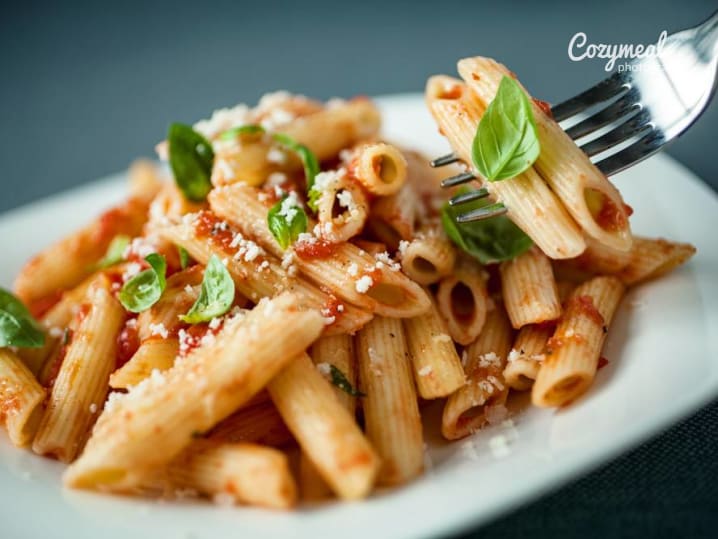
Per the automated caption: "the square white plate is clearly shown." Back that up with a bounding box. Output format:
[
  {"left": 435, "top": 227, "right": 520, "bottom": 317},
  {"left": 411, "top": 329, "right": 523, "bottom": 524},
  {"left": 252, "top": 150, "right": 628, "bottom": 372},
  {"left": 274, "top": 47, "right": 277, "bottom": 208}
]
[{"left": 1, "top": 95, "right": 717, "bottom": 539}]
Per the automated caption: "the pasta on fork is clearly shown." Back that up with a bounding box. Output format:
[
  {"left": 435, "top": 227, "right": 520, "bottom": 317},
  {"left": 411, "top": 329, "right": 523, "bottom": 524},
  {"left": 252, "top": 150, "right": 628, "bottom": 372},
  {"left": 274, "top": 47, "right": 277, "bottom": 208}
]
[{"left": 0, "top": 64, "right": 695, "bottom": 509}]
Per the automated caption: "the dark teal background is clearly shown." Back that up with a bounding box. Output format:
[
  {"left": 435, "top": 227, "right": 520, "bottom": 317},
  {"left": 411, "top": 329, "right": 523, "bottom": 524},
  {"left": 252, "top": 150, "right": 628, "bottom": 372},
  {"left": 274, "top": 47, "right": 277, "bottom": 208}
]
[{"left": 1, "top": 1, "right": 716, "bottom": 537}]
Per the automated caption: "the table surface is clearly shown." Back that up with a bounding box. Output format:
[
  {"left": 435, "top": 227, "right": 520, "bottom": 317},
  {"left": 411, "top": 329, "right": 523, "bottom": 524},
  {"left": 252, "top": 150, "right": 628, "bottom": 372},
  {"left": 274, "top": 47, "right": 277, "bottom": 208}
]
[{"left": 1, "top": 1, "right": 716, "bottom": 536}]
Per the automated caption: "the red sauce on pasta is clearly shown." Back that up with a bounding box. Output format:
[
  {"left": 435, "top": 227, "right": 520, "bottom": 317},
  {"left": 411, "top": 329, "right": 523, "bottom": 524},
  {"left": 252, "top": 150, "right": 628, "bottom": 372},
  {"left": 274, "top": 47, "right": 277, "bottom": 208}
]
[
  {"left": 532, "top": 98, "right": 553, "bottom": 119},
  {"left": 195, "top": 211, "right": 236, "bottom": 252},
  {"left": 320, "top": 292, "right": 344, "bottom": 325},
  {"left": 116, "top": 317, "right": 140, "bottom": 369},
  {"left": 293, "top": 238, "right": 338, "bottom": 260},
  {"left": 598, "top": 356, "right": 609, "bottom": 370},
  {"left": 28, "top": 290, "right": 63, "bottom": 319},
  {"left": 569, "top": 295, "right": 605, "bottom": 326},
  {"left": 595, "top": 197, "right": 627, "bottom": 232}
]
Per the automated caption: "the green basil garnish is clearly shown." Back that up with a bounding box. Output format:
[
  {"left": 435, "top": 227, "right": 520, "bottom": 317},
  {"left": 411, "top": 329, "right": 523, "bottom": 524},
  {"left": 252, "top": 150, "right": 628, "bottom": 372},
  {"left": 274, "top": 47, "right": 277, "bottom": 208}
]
[
  {"left": 472, "top": 76, "right": 540, "bottom": 182},
  {"left": 271, "top": 133, "right": 320, "bottom": 211},
  {"left": 329, "top": 365, "right": 365, "bottom": 397},
  {"left": 0, "top": 288, "right": 45, "bottom": 348},
  {"left": 168, "top": 123, "right": 215, "bottom": 202},
  {"left": 267, "top": 195, "right": 308, "bottom": 249},
  {"left": 180, "top": 255, "right": 235, "bottom": 324},
  {"left": 220, "top": 124, "right": 266, "bottom": 141},
  {"left": 178, "top": 246, "right": 191, "bottom": 270},
  {"left": 96, "top": 235, "right": 130, "bottom": 269},
  {"left": 441, "top": 191, "right": 533, "bottom": 264},
  {"left": 119, "top": 253, "right": 167, "bottom": 313}
]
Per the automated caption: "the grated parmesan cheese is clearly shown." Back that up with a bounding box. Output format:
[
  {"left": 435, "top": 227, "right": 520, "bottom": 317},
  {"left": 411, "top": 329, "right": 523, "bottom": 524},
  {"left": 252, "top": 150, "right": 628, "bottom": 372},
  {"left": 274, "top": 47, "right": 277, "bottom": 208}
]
[
  {"left": 149, "top": 323, "right": 169, "bottom": 339},
  {"left": 355, "top": 275, "right": 373, "bottom": 293}
]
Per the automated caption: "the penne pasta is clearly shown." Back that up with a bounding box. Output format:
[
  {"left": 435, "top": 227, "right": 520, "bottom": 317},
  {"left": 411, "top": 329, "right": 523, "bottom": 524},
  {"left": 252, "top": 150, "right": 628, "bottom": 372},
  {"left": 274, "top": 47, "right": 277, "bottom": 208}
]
[
  {"left": 356, "top": 316, "right": 424, "bottom": 486},
  {"left": 618, "top": 237, "right": 696, "bottom": 285},
  {"left": 63, "top": 293, "right": 323, "bottom": 491},
  {"left": 436, "top": 257, "right": 488, "bottom": 345},
  {"left": 315, "top": 168, "right": 369, "bottom": 243},
  {"left": 425, "top": 75, "right": 586, "bottom": 260},
  {"left": 207, "top": 402, "right": 292, "bottom": 447},
  {"left": 167, "top": 441, "right": 297, "bottom": 509},
  {"left": 33, "top": 275, "right": 126, "bottom": 462},
  {"left": 208, "top": 184, "right": 431, "bottom": 318},
  {"left": 268, "top": 353, "right": 379, "bottom": 500},
  {"left": 500, "top": 247, "right": 561, "bottom": 328},
  {"left": 367, "top": 183, "right": 419, "bottom": 251},
  {"left": 109, "top": 338, "right": 179, "bottom": 390},
  {"left": 502, "top": 323, "right": 554, "bottom": 391},
  {"left": 403, "top": 295, "right": 465, "bottom": 399},
  {"left": 457, "top": 57, "right": 632, "bottom": 252},
  {"left": 348, "top": 142, "right": 408, "bottom": 196},
  {"left": 399, "top": 222, "right": 456, "bottom": 285},
  {"left": 157, "top": 213, "right": 371, "bottom": 335},
  {"left": 442, "top": 301, "right": 513, "bottom": 440},
  {"left": 0, "top": 349, "right": 46, "bottom": 447},
  {"left": 532, "top": 276, "right": 625, "bottom": 407}
]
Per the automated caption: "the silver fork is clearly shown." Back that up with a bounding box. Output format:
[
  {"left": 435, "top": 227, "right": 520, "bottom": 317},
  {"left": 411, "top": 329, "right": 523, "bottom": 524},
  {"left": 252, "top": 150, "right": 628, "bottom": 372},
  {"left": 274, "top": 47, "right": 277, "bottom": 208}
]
[{"left": 434, "top": 10, "right": 718, "bottom": 223}]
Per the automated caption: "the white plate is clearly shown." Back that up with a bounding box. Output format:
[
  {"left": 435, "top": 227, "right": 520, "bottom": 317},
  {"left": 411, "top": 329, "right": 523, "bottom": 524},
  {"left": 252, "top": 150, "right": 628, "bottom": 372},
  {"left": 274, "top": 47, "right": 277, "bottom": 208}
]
[{"left": 1, "top": 94, "right": 717, "bottom": 539}]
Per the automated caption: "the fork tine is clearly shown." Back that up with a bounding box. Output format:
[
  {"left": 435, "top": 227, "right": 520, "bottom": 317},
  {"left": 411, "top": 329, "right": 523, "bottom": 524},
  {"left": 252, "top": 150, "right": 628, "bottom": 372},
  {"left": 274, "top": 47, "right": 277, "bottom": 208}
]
[
  {"left": 579, "top": 110, "right": 653, "bottom": 157},
  {"left": 431, "top": 153, "right": 459, "bottom": 167},
  {"left": 564, "top": 87, "right": 642, "bottom": 141},
  {"left": 594, "top": 129, "right": 664, "bottom": 176},
  {"left": 441, "top": 171, "right": 476, "bottom": 188},
  {"left": 456, "top": 202, "right": 507, "bottom": 223},
  {"left": 449, "top": 188, "right": 490, "bottom": 206},
  {"left": 550, "top": 72, "right": 631, "bottom": 122}
]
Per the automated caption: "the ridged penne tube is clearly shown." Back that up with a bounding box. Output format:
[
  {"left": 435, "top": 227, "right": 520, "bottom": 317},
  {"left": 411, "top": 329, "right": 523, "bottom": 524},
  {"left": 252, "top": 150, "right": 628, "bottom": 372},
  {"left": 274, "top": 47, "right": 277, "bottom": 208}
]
[
  {"left": 315, "top": 169, "right": 369, "bottom": 243},
  {"left": 436, "top": 258, "right": 488, "bottom": 345},
  {"left": 211, "top": 139, "right": 283, "bottom": 187},
  {"left": 136, "top": 266, "right": 202, "bottom": 341},
  {"left": 157, "top": 213, "right": 371, "bottom": 336},
  {"left": 268, "top": 353, "right": 380, "bottom": 500},
  {"left": 109, "top": 338, "right": 179, "bottom": 390},
  {"left": 403, "top": 296, "right": 465, "bottom": 399},
  {"left": 356, "top": 316, "right": 423, "bottom": 486},
  {"left": 618, "top": 237, "right": 696, "bottom": 285},
  {"left": 532, "top": 276, "right": 625, "bottom": 407},
  {"left": 400, "top": 224, "right": 456, "bottom": 285},
  {"left": 348, "top": 142, "right": 408, "bottom": 196},
  {"left": 146, "top": 183, "right": 207, "bottom": 235},
  {"left": 17, "top": 275, "right": 95, "bottom": 376},
  {"left": 301, "top": 334, "right": 358, "bottom": 499},
  {"left": 500, "top": 247, "right": 561, "bottom": 328},
  {"left": 425, "top": 75, "right": 585, "bottom": 260},
  {"left": 63, "top": 293, "right": 323, "bottom": 491},
  {"left": 127, "top": 159, "right": 164, "bottom": 202},
  {"left": 457, "top": 57, "right": 632, "bottom": 252},
  {"left": 14, "top": 196, "right": 149, "bottom": 305},
  {"left": 367, "top": 183, "right": 419, "bottom": 251},
  {"left": 0, "top": 349, "right": 46, "bottom": 447},
  {"left": 167, "top": 441, "right": 297, "bottom": 509},
  {"left": 442, "top": 302, "right": 513, "bottom": 440},
  {"left": 502, "top": 323, "right": 554, "bottom": 391},
  {"left": 277, "top": 98, "right": 382, "bottom": 161},
  {"left": 33, "top": 275, "right": 125, "bottom": 462},
  {"left": 209, "top": 184, "right": 431, "bottom": 318},
  {"left": 208, "top": 402, "right": 292, "bottom": 447}
]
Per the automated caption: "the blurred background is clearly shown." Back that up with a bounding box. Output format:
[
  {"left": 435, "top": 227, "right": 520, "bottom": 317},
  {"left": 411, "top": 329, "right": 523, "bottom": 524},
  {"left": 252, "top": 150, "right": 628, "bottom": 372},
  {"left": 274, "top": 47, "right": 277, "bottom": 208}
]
[
  {"left": 1, "top": 1, "right": 716, "bottom": 537},
  {"left": 0, "top": 0, "right": 716, "bottom": 213}
]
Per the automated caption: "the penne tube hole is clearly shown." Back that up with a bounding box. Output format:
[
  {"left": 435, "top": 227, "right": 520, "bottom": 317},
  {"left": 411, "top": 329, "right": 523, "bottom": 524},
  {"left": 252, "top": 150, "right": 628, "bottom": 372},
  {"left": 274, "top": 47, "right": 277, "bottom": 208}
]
[
  {"left": 372, "top": 156, "right": 398, "bottom": 186},
  {"left": 72, "top": 468, "right": 128, "bottom": 488},
  {"left": 411, "top": 257, "right": 438, "bottom": 277},
  {"left": 427, "top": 80, "right": 464, "bottom": 101},
  {"left": 543, "top": 375, "right": 587, "bottom": 404},
  {"left": 450, "top": 282, "right": 476, "bottom": 323},
  {"left": 584, "top": 188, "right": 627, "bottom": 233}
]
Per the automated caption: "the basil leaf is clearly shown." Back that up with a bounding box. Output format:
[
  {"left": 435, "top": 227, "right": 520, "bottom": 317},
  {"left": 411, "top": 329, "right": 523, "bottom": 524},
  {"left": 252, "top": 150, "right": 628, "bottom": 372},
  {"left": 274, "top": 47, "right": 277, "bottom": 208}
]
[
  {"left": 267, "top": 195, "right": 308, "bottom": 249},
  {"left": 96, "top": 235, "right": 130, "bottom": 269},
  {"left": 329, "top": 365, "right": 365, "bottom": 397},
  {"left": 272, "top": 133, "right": 320, "bottom": 210},
  {"left": 180, "top": 255, "right": 235, "bottom": 324},
  {"left": 472, "top": 76, "right": 540, "bottom": 182},
  {"left": 178, "top": 246, "right": 191, "bottom": 270},
  {"left": 220, "top": 124, "right": 266, "bottom": 141},
  {"left": 168, "top": 123, "right": 215, "bottom": 202},
  {"left": 0, "top": 288, "right": 45, "bottom": 348},
  {"left": 441, "top": 192, "right": 533, "bottom": 264},
  {"left": 119, "top": 253, "right": 167, "bottom": 313}
]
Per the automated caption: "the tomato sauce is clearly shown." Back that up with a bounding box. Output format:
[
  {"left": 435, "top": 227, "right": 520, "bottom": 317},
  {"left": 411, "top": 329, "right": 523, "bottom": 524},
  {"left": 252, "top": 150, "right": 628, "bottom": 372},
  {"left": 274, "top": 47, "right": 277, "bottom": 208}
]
[
  {"left": 28, "top": 290, "right": 63, "bottom": 319},
  {"left": 595, "top": 197, "right": 628, "bottom": 232},
  {"left": 532, "top": 98, "right": 553, "bottom": 119},
  {"left": 116, "top": 317, "right": 140, "bottom": 369},
  {"left": 569, "top": 295, "right": 605, "bottom": 326},
  {"left": 598, "top": 356, "right": 609, "bottom": 370},
  {"left": 294, "top": 238, "right": 339, "bottom": 260},
  {"left": 195, "top": 211, "right": 236, "bottom": 252}
]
